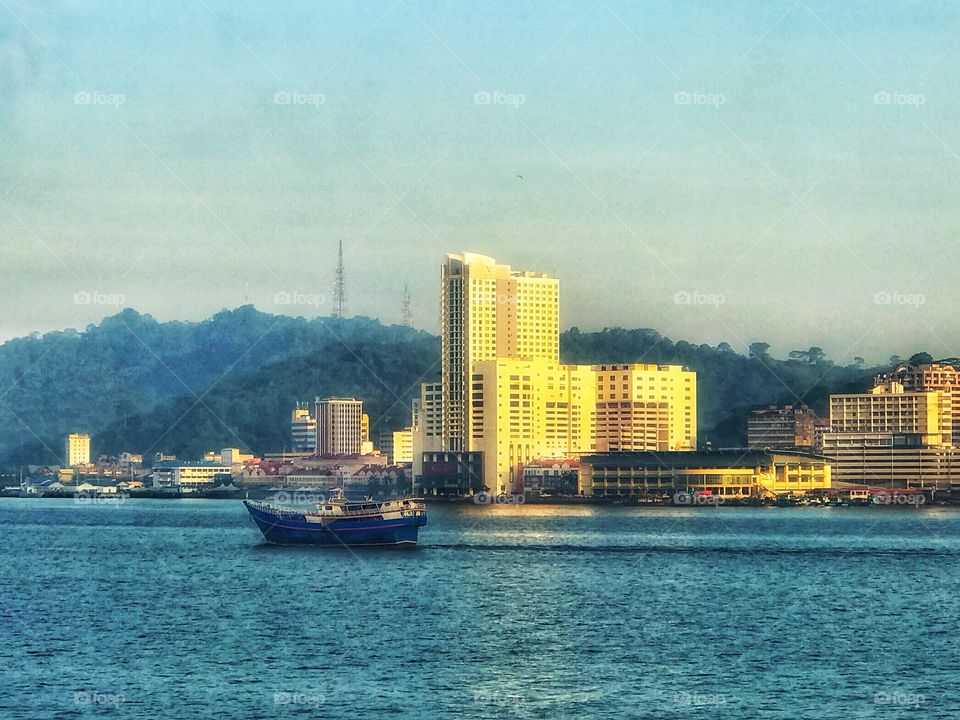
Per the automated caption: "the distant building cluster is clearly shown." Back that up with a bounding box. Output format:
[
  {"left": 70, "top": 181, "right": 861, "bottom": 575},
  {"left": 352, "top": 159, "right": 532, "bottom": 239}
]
[{"left": 23, "top": 253, "right": 960, "bottom": 503}]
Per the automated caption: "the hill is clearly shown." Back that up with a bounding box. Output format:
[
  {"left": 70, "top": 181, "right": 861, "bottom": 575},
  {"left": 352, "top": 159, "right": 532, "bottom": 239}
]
[{"left": 0, "top": 309, "right": 907, "bottom": 468}]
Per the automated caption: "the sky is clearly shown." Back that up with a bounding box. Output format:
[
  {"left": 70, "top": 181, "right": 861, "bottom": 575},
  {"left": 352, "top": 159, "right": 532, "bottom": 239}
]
[{"left": 2, "top": 0, "right": 960, "bottom": 363}]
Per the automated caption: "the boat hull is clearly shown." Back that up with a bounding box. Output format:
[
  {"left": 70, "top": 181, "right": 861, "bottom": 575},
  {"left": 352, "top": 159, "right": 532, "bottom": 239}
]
[{"left": 243, "top": 500, "right": 425, "bottom": 547}]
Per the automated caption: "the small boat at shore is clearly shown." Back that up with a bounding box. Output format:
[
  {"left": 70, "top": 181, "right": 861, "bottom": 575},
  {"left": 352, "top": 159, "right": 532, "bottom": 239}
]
[{"left": 243, "top": 490, "right": 427, "bottom": 547}]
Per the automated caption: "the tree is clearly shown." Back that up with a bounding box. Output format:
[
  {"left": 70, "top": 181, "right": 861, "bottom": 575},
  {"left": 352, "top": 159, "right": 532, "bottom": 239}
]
[
  {"left": 788, "top": 350, "right": 810, "bottom": 363},
  {"left": 888, "top": 355, "right": 903, "bottom": 367},
  {"left": 853, "top": 357, "right": 865, "bottom": 368},
  {"left": 807, "top": 347, "right": 826, "bottom": 365},
  {"left": 749, "top": 342, "right": 770, "bottom": 360},
  {"left": 909, "top": 352, "right": 934, "bottom": 366},
  {"left": 717, "top": 342, "right": 733, "bottom": 353}
]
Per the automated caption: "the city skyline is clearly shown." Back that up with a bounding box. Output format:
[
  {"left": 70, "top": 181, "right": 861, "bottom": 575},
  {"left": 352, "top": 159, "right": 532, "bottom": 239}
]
[{"left": 4, "top": 1, "right": 960, "bottom": 360}]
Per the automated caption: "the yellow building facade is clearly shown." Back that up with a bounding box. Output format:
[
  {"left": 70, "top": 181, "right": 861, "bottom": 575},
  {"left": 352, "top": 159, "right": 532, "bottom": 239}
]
[
  {"left": 469, "top": 358, "right": 696, "bottom": 493},
  {"left": 441, "top": 253, "right": 559, "bottom": 452},
  {"left": 593, "top": 363, "right": 697, "bottom": 452}
]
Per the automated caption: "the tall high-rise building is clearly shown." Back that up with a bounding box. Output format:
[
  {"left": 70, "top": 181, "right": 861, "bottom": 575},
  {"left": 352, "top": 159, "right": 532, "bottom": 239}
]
[
  {"left": 315, "top": 397, "right": 364, "bottom": 455},
  {"left": 593, "top": 364, "right": 697, "bottom": 453},
  {"left": 291, "top": 403, "right": 317, "bottom": 453},
  {"left": 66, "top": 433, "right": 91, "bottom": 467},
  {"left": 441, "top": 252, "right": 559, "bottom": 452}
]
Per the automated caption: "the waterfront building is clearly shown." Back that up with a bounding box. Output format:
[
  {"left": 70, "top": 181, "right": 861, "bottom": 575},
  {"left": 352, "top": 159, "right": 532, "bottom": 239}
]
[
  {"left": 879, "top": 362, "right": 960, "bottom": 446},
  {"left": 821, "top": 381, "right": 960, "bottom": 490},
  {"left": 580, "top": 450, "right": 831, "bottom": 499},
  {"left": 747, "top": 405, "right": 815, "bottom": 449},
  {"left": 521, "top": 459, "right": 580, "bottom": 497},
  {"left": 315, "top": 397, "right": 365, "bottom": 455},
  {"left": 150, "top": 461, "right": 231, "bottom": 489},
  {"left": 66, "top": 433, "right": 91, "bottom": 467},
  {"left": 291, "top": 403, "right": 317, "bottom": 452},
  {"left": 412, "top": 381, "right": 443, "bottom": 481},
  {"left": 419, "top": 451, "right": 484, "bottom": 496},
  {"left": 469, "top": 358, "right": 594, "bottom": 493},
  {"left": 593, "top": 363, "right": 697, "bottom": 452},
  {"left": 441, "top": 253, "right": 559, "bottom": 453}
]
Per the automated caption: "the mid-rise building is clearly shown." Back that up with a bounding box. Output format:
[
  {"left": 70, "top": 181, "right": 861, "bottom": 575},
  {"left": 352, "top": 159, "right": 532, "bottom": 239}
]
[
  {"left": 880, "top": 362, "right": 960, "bottom": 446},
  {"left": 829, "top": 382, "right": 950, "bottom": 446},
  {"left": 469, "top": 358, "right": 594, "bottom": 493},
  {"left": 412, "top": 381, "right": 443, "bottom": 480},
  {"left": 821, "top": 381, "right": 960, "bottom": 489},
  {"left": 747, "top": 405, "right": 815, "bottom": 449},
  {"left": 65, "top": 433, "right": 91, "bottom": 467},
  {"left": 315, "top": 397, "right": 364, "bottom": 455},
  {"left": 392, "top": 429, "right": 413, "bottom": 464},
  {"left": 593, "top": 364, "right": 697, "bottom": 452},
  {"left": 291, "top": 402, "right": 317, "bottom": 452},
  {"left": 441, "top": 253, "right": 559, "bottom": 453}
]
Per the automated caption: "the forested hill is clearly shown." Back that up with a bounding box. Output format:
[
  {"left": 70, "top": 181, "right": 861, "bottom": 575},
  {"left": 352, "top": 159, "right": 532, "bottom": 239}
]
[{"left": 0, "top": 308, "right": 909, "bottom": 468}]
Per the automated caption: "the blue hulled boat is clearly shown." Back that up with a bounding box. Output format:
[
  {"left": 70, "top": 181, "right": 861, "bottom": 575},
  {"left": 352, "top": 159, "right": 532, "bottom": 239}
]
[{"left": 243, "top": 492, "right": 427, "bottom": 547}]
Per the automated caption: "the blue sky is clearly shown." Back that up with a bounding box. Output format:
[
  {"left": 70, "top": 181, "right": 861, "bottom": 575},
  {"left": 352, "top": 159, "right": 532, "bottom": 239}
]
[{"left": 2, "top": 0, "right": 960, "bottom": 362}]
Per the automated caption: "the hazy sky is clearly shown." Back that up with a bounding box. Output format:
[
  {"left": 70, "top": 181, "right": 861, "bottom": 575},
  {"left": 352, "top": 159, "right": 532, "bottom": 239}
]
[{"left": 2, "top": 0, "right": 960, "bottom": 362}]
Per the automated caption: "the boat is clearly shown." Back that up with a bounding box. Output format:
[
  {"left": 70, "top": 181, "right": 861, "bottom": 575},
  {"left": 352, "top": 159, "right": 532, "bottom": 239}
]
[{"left": 243, "top": 490, "right": 427, "bottom": 547}]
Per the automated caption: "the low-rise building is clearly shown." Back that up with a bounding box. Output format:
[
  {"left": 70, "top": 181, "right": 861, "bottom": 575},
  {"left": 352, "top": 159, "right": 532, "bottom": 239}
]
[
  {"left": 521, "top": 459, "right": 579, "bottom": 496},
  {"left": 580, "top": 450, "right": 831, "bottom": 499},
  {"left": 151, "top": 461, "right": 231, "bottom": 489}
]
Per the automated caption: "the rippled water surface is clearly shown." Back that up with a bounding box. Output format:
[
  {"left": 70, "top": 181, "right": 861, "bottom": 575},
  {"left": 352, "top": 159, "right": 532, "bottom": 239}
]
[{"left": 2, "top": 498, "right": 958, "bottom": 719}]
